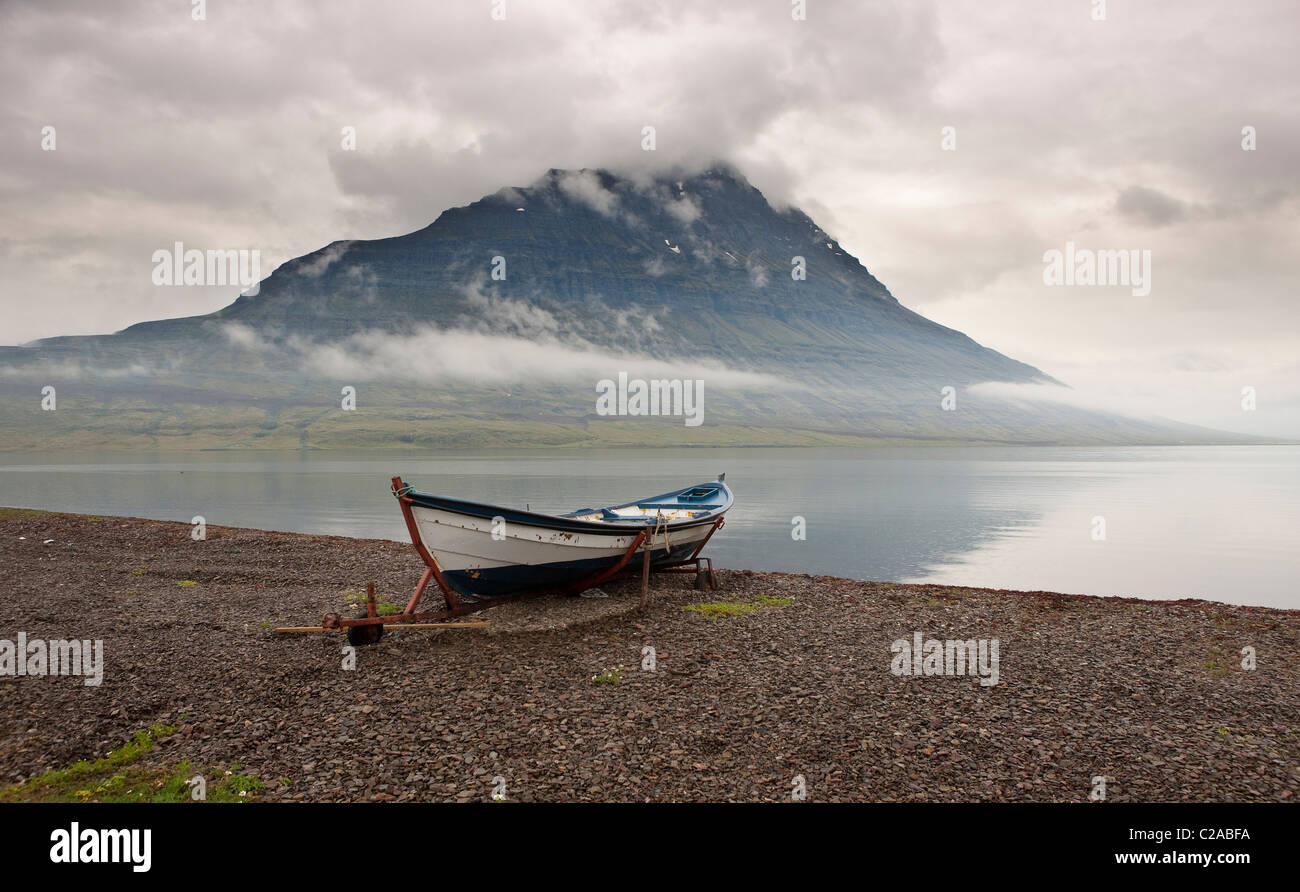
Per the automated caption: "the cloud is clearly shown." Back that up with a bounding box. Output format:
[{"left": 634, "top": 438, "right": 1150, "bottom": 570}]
[
  {"left": 968, "top": 380, "right": 1138, "bottom": 416},
  {"left": 294, "top": 324, "right": 781, "bottom": 390},
  {"left": 460, "top": 279, "right": 562, "bottom": 336},
  {"left": 0, "top": 358, "right": 169, "bottom": 380},
  {"left": 666, "top": 195, "right": 702, "bottom": 224},
  {"left": 969, "top": 355, "right": 1300, "bottom": 440},
  {"left": 0, "top": 360, "right": 85, "bottom": 380},
  {"left": 1114, "top": 186, "right": 1190, "bottom": 227},
  {"left": 296, "top": 241, "right": 354, "bottom": 277},
  {"left": 221, "top": 322, "right": 267, "bottom": 350},
  {"left": 556, "top": 170, "right": 622, "bottom": 218},
  {"left": 216, "top": 287, "right": 759, "bottom": 390},
  {"left": 0, "top": 0, "right": 1296, "bottom": 436}
]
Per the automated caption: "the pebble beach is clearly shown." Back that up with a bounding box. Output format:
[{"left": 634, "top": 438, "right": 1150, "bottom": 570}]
[{"left": 2, "top": 508, "right": 1297, "bottom": 802}]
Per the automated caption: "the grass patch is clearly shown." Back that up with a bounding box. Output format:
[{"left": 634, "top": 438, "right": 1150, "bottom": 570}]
[
  {"left": 592, "top": 666, "right": 623, "bottom": 684},
  {"left": 0, "top": 724, "right": 263, "bottom": 803},
  {"left": 684, "top": 595, "right": 793, "bottom": 619},
  {"left": 1203, "top": 649, "right": 1232, "bottom": 677},
  {"left": 685, "top": 601, "right": 757, "bottom": 618},
  {"left": 176, "top": 580, "right": 198, "bottom": 587},
  {"left": 0, "top": 507, "right": 49, "bottom": 521},
  {"left": 1, "top": 724, "right": 176, "bottom": 801},
  {"left": 907, "top": 592, "right": 961, "bottom": 608},
  {"left": 343, "top": 589, "right": 402, "bottom": 616}
]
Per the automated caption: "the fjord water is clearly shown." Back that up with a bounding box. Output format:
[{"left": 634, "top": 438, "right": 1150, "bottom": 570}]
[{"left": 1, "top": 446, "right": 1296, "bottom": 609}]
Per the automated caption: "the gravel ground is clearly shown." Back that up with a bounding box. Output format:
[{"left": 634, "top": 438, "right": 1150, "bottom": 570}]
[{"left": 2, "top": 509, "right": 1297, "bottom": 802}]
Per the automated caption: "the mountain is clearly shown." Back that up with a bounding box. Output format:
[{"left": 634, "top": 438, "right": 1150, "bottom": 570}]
[
  {"left": 200, "top": 165, "right": 1051, "bottom": 384},
  {"left": 0, "top": 165, "right": 1255, "bottom": 449}
]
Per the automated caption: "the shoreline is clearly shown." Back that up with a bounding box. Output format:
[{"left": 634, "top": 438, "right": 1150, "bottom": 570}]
[
  {"left": 2, "top": 509, "right": 1297, "bottom": 802},
  {"left": 1, "top": 439, "right": 1297, "bottom": 454}
]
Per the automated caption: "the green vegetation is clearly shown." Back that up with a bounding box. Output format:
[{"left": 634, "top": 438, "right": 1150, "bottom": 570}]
[
  {"left": 344, "top": 589, "right": 402, "bottom": 616},
  {"left": 905, "top": 588, "right": 964, "bottom": 609},
  {"left": 592, "top": 666, "right": 623, "bottom": 684},
  {"left": 0, "top": 400, "right": 972, "bottom": 451},
  {"left": 1203, "top": 649, "right": 1232, "bottom": 677},
  {"left": 176, "top": 580, "right": 198, "bottom": 587},
  {"left": 685, "top": 601, "right": 757, "bottom": 618},
  {"left": 0, "top": 724, "right": 263, "bottom": 803},
  {"left": 0, "top": 507, "right": 49, "bottom": 521},
  {"left": 685, "top": 595, "right": 793, "bottom": 618}
]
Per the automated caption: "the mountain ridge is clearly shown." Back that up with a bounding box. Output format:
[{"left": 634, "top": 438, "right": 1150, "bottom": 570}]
[{"left": 86, "top": 165, "right": 1053, "bottom": 384}]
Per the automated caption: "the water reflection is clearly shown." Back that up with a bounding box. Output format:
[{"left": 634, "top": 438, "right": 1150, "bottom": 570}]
[{"left": 1, "top": 446, "right": 1296, "bottom": 608}]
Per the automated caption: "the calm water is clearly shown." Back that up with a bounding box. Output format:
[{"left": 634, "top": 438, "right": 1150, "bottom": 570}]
[{"left": 1, "top": 446, "right": 1296, "bottom": 608}]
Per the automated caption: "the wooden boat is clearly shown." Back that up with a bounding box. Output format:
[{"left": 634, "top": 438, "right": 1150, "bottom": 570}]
[
  {"left": 274, "top": 476, "right": 730, "bottom": 645},
  {"left": 392, "top": 475, "right": 732, "bottom": 600}
]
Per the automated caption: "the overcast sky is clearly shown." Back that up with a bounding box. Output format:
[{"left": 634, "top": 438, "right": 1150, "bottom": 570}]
[{"left": 2, "top": 0, "right": 1297, "bottom": 435}]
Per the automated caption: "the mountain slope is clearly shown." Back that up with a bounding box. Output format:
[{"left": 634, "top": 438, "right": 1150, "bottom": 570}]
[{"left": 200, "top": 166, "right": 1050, "bottom": 384}]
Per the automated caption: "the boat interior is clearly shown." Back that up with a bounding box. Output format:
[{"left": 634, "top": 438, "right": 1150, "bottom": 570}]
[
  {"left": 562, "top": 482, "right": 730, "bottom": 525},
  {"left": 567, "top": 505, "right": 709, "bottom": 523}
]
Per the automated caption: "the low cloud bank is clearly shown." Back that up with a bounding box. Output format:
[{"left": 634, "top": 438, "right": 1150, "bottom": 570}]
[
  {"left": 968, "top": 380, "right": 1156, "bottom": 420},
  {"left": 221, "top": 321, "right": 780, "bottom": 390}
]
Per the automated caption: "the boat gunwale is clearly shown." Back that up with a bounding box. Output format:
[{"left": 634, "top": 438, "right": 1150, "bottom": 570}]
[{"left": 403, "top": 480, "right": 732, "bottom": 537}]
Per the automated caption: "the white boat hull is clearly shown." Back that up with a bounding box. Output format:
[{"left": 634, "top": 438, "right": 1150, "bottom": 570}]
[{"left": 410, "top": 502, "right": 717, "bottom": 597}]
